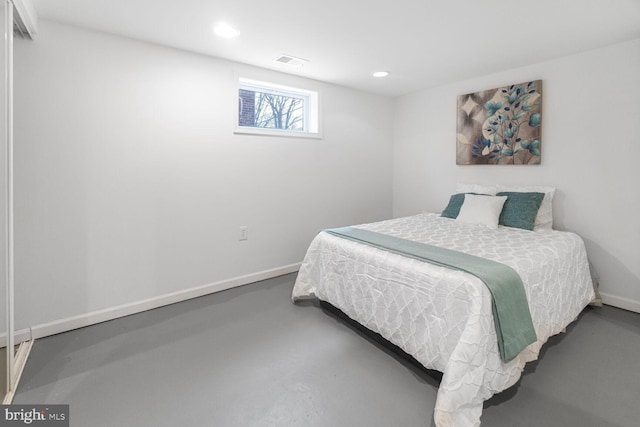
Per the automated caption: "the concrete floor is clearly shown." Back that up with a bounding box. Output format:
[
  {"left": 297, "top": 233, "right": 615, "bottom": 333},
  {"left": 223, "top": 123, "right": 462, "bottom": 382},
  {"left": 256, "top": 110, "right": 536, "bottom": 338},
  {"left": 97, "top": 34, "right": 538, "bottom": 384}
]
[{"left": 13, "top": 273, "right": 640, "bottom": 426}]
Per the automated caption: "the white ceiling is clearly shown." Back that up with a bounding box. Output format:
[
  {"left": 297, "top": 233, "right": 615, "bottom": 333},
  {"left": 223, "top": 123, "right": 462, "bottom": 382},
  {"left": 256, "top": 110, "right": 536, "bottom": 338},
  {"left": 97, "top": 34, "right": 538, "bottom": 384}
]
[{"left": 32, "top": 0, "right": 640, "bottom": 97}]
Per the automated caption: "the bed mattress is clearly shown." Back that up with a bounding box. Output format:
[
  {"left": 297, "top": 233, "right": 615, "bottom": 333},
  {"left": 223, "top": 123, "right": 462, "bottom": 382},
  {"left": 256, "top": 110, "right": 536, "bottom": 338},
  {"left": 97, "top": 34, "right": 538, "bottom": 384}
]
[{"left": 292, "top": 213, "right": 595, "bottom": 426}]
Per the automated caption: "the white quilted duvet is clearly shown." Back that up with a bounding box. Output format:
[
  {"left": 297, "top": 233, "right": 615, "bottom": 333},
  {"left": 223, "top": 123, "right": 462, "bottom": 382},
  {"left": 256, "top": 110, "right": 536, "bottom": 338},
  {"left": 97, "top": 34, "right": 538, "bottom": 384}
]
[{"left": 292, "top": 213, "right": 594, "bottom": 426}]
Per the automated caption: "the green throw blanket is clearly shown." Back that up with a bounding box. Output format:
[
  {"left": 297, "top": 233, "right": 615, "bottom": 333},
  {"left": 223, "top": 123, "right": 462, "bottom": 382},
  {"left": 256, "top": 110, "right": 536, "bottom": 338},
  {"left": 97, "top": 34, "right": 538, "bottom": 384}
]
[{"left": 325, "top": 226, "right": 537, "bottom": 362}]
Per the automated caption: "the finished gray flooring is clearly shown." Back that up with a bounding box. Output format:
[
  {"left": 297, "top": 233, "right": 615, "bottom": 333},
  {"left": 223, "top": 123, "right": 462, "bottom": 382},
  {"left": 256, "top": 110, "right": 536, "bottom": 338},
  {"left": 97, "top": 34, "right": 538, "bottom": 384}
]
[{"left": 14, "top": 273, "right": 640, "bottom": 426}]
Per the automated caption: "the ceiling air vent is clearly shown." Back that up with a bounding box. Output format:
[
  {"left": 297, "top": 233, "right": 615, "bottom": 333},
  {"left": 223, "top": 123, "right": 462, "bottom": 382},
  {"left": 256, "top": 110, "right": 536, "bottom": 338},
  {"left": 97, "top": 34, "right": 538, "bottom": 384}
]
[{"left": 274, "top": 54, "right": 309, "bottom": 68}]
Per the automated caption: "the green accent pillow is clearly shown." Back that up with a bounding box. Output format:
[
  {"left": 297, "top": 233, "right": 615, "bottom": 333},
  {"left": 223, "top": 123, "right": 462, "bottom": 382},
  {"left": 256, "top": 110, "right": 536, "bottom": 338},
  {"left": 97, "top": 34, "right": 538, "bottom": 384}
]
[
  {"left": 441, "top": 193, "right": 472, "bottom": 218},
  {"left": 497, "top": 192, "right": 545, "bottom": 230},
  {"left": 441, "top": 193, "right": 464, "bottom": 218}
]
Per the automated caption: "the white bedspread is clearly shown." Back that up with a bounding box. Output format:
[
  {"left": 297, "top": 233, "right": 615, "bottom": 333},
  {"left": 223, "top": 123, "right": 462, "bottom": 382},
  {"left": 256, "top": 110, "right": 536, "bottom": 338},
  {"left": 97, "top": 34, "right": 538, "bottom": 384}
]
[{"left": 291, "top": 213, "right": 594, "bottom": 426}]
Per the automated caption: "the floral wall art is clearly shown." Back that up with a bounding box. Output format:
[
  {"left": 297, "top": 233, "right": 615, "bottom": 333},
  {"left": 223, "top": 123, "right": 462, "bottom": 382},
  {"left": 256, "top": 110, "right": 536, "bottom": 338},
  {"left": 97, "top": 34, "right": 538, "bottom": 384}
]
[{"left": 456, "top": 80, "right": 542, "bottom": 165}]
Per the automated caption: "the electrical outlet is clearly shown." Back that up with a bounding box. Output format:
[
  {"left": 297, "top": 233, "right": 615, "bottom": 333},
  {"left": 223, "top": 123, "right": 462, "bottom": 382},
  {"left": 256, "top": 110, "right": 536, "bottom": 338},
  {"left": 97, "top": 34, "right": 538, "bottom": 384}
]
[{"left": 239, "top": 226, "right": 248, "bottom": 241}]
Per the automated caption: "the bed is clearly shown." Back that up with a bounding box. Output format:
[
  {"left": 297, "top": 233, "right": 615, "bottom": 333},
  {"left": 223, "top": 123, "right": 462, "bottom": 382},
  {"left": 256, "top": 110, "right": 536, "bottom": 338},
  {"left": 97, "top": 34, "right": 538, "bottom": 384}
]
[{"left": 291, "top": 188, "right": 595, "bottom": 426}]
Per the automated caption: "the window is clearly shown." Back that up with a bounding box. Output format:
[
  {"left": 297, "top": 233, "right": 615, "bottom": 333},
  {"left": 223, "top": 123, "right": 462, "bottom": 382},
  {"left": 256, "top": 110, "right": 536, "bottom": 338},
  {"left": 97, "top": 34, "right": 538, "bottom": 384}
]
[{"left": 236, "top": 78, "right": 320, "bottom": 138}]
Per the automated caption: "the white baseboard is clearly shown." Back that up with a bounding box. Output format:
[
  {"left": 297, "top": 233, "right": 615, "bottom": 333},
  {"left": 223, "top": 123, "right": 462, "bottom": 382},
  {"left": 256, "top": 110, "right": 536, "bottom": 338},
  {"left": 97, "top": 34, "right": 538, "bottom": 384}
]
[
  {"left": 26, "top": 263, "right": 300, "bottom": 342},
  {"left": 600, "top": 292, "right": 640, "bottom": 314},
  {"left": 0, "top": 327, "right": 31, "bottom": 349}
]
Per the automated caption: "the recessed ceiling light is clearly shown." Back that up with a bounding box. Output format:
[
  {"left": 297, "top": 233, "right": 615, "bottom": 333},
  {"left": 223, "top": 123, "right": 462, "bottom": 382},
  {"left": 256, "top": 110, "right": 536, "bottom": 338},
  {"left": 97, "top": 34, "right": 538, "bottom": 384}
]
[
  {"left": 372, "top": 71, "right": 390, "bottom": 78},
  {"left": 213, "top": 22, "right": 240, "bottom": 38}
]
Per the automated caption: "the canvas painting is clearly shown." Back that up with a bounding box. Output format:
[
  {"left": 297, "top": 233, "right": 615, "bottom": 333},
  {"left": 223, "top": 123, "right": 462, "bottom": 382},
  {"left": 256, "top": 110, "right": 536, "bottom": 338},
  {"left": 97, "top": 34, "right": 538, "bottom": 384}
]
[{"left": 456, "top": 80, "right": 542, "bottom": 165}]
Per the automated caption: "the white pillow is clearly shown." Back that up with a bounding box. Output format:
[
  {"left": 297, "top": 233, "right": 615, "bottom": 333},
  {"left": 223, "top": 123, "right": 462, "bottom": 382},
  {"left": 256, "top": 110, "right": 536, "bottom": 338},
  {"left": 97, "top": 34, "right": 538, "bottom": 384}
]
[
  {"left": 455, "top": 194, "right": 508, "bottom": 229},
  {"left": 455, "top": 183, "right": 498, "bottom": 195},
  {"left": 496, "top": 185, "right": 555, "bottom": 230}
]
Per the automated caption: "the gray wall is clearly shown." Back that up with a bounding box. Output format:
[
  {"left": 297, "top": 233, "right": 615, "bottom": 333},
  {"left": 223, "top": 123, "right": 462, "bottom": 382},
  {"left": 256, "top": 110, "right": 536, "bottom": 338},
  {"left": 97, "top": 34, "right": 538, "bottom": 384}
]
[
  {"left": 393, "top": 38, "right": 640, "bottom": 311},
  {"left": 13, "top": 21, "right": 394, "bottom": 329},
  {"left": 12, "top": 21, "right": 640, "bottom": 333}
]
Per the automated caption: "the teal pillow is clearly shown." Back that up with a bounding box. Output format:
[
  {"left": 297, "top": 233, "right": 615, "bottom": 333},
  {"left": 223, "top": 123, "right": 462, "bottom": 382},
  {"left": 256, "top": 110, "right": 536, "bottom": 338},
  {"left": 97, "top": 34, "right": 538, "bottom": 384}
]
[
  {"left": 497, "top": 192, "right": 545, "bottom": 230},
  {"left": 441, "top": 193, "right": 480, "bottom": 218}
]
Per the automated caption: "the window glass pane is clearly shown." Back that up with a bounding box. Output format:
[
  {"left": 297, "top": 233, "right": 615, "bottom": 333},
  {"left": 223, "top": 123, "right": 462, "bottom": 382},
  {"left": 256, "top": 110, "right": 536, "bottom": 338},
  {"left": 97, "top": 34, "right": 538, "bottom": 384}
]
[
  {"left": 236, "top": 78, "right": 320, "bottom": 138},
  {"left": 239, "top": 89, "right": 305, "bottom": 131}
]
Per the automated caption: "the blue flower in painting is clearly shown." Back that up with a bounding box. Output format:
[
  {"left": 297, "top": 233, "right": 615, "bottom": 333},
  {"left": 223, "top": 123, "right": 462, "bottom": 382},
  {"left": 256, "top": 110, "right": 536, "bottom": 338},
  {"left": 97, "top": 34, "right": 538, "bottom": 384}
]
[
  {"left": 529, "top": 140, "right": 541, "bottom": 156},
  {"left": 518, "top": 140, "right": 541, "bottom": 157},
  {"left": 485, "top": 101, "right": 504, "bottom": 117},
  {"left": 473, "top": 137, "right": 488, "bottom": 150},
  {"left": 529, "top": 113, "right": 541, "bottom": 127}
]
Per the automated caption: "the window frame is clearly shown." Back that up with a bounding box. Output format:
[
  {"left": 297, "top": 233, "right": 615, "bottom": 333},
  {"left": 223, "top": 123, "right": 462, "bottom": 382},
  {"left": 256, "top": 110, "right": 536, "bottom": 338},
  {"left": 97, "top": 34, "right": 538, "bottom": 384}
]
[{"left": 234, "top": 77, "right": 322, "bottom": 139}]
